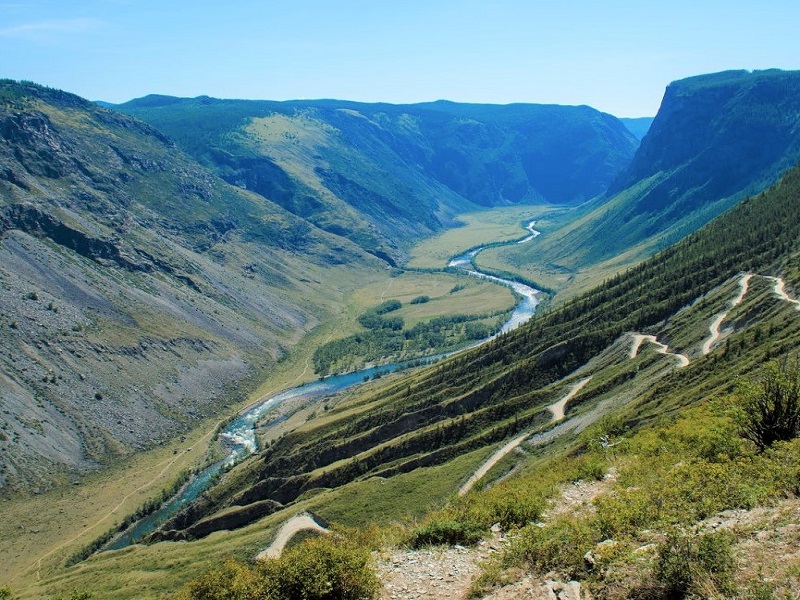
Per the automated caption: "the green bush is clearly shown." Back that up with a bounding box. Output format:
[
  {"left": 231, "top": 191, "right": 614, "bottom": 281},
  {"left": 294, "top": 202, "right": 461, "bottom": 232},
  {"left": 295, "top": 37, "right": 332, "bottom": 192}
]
[
  {"left": 176, "top": 559, "right": 262, "bottom": 600},
  {"left": 177, "top": 534, "right": 379, "bottom": 600},
  {"left": 408, "top": 519, "right": 484, "bottom": 548},
  {"left": 373, "top": 300, "right": 401, "bottom": 314},
  {"left": 258, "top": 534, "right": 379, "bottom": 600},
  {"left": 511, "top": 515, "right": 598, "bottom": 577},
  {"left": 409, "top": 295, "right": 430, "bottom": 304},
  {"left": 655, "top": 529, "right": 735, "bottom": 598},
  {"left": 735, "top": 357, "right": 800, "bottom": 451}
]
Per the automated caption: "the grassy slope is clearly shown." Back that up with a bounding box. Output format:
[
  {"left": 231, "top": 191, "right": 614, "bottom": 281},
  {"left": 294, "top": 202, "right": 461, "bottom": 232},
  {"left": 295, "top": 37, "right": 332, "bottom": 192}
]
[
  {"left": 31, "top": 162, "right": 800, "bottom": 600},
  {"left": 165, "top": 161, "right": 800, "bottom": 543},
  {"left": 0, "top": 81, "right": 397, "bottom": 495},
  {"left": 114, "top": 96, "right": 639, "bottom": 263}
]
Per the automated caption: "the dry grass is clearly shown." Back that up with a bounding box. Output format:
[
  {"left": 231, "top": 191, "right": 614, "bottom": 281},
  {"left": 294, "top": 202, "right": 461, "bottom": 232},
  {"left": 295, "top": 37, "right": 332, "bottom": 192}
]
[{"left": 405, "top": 205, "right": 555, "bottom": 269}]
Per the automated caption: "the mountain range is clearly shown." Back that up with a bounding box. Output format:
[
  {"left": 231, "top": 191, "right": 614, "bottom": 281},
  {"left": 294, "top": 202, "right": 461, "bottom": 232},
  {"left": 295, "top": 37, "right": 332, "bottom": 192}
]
[{"left": 112, "top": 96, "right": 639, "bottom": 262}]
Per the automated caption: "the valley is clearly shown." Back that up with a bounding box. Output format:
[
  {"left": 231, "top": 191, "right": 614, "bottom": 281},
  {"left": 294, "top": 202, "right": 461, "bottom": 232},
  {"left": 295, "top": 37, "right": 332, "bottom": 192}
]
[
  {"left": 0, "top": 202, "right": 547, "bottom": 596},
  {"left": 2, "top": 68, "right": 800, "bottom": 599}
]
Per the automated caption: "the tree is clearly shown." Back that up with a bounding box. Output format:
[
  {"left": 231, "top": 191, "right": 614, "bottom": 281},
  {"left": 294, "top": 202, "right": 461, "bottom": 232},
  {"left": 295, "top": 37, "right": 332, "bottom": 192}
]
[{"left": 735, "top": 357, "right": 800, "bottom": 451}]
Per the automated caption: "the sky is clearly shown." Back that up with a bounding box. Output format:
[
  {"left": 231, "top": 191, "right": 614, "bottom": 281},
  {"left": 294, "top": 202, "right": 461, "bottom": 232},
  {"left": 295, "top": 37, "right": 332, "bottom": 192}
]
[{"left": 1, "top": 1, "right": 799, "bottom": 117}]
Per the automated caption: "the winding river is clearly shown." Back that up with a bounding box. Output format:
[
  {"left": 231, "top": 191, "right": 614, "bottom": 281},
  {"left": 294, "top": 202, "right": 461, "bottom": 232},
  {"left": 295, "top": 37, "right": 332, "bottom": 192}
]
[{"left": 103, "top": 220, "right": 542, "bottom": 551}]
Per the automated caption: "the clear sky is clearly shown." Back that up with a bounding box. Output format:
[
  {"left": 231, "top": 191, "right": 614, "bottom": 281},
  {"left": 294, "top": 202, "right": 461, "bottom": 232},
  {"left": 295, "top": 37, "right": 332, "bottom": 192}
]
[{"left": 2, "top": 0, "right": 799, "bottom": 117}]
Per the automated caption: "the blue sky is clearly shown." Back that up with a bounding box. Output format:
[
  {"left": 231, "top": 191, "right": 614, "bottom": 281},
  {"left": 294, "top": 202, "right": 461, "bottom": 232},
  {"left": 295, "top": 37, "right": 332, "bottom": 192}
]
[{"left": 1, "top": 0, "right": 799, "bottom": 117}]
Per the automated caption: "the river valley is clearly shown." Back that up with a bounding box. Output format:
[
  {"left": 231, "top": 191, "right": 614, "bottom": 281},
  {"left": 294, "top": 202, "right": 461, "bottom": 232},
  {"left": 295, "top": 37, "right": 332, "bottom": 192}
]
[{"left": 99, "top": 219, "right": 543, "bottom": 551}]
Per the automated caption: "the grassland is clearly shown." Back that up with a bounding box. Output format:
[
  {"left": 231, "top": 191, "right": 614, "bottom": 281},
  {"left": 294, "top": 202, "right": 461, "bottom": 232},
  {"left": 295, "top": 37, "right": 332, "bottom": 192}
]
[
  {"left": 19, "top": 445, "right": 491, "bottom": 600},
  {"left": 405, "top": 204, "right": 569, "bottom": 269},
  {"left": 345, "top": 272, "right": 514, "bottom": 329}
]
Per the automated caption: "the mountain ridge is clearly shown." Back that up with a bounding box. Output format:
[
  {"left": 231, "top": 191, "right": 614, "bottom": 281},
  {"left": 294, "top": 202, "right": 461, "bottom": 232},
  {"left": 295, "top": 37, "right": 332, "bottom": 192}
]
[
  {"left": 112, "top": 95, "right": 640, "bottom": 261},
  {"left": 483, "top": 68, "right": 800, "bottom": 294}
]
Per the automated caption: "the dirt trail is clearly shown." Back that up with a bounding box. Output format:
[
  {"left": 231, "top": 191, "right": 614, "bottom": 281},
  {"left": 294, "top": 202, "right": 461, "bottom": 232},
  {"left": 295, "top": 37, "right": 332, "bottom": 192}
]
[
  {"left": 767, "top": 276, "right": 800, "bottom": 310},
  {"left": 548, "top": 377, "right": 592, "bottom": 421},
  {"left": 20, "top": 432, "right": 212, "bottom": 583},
  {"left": 702, "top": 273, "right": 752, "bottom": 355},
  {"left": 629, "top": 333, "right": 689, "bottom": 367},
  {"left": 256, "top": 512, "right": 329, "bottom": 560},
  {"left": 457, "top": 433, "right": 529, "bottom": 496},
  {"left": 458, "top": 377, "right": 593, "bottom": 496}
]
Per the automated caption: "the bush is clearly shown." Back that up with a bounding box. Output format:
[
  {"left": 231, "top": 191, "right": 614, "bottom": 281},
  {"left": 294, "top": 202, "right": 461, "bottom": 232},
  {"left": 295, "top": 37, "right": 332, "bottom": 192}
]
[
  {"left": 258, "top": 534, "right": 379, "bottom": 600},
  {"left": 176, "top": 559, "right": 262, "bottom": 600},
  {"left": 178, "top": 534, "right": 379, "bottom": 600},
  {"left": 511, "top": 515, "right": 598, "bottom": 577},
  {"left": 736, "top": 357, "right": 800, "bottom": 451},
  {"left": 655, "top": 529, "right": 735, "bottom": 598},
  {"left": 409, "top": 295, "right": 430, "bottom": 304},
  {"left": 373, "top": 300, "right": 401, "bottom": 314},
  {"left": 408, "top": 519, "right": 484, "bottom": 548}
]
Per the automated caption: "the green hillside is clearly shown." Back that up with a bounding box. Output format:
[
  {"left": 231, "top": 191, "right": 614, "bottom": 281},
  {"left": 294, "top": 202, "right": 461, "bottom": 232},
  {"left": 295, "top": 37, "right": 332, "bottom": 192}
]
[
  {"left": 27, "top": 156, "right": 800, "bottom": 600},
  {"left": 4, "top": 73, "right": 800, "bottom": 599},
  {"left": 150, "top": 158, "right": 800, "bottom": 541},
  {"left": 113, "top": 96, "right": 639, "bottom": 262}
]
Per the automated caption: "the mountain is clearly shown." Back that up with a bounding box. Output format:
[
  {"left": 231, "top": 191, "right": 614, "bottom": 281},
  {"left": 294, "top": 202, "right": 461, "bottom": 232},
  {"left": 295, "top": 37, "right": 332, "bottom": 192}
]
[
  {"left": 500, "top": 69, "right": 800, "bottom": 282},
  {"left": 148, "top": 156, "right": 800, "bottom": 543},
  {"left": 618, "top": 116, "right": 654, "bottom": 140},
  {"left": 112, "top": 97, "right": 640, "bottom": 262},
  {"left": 0, "top": 80, "right": 384, "bottom": 494}
]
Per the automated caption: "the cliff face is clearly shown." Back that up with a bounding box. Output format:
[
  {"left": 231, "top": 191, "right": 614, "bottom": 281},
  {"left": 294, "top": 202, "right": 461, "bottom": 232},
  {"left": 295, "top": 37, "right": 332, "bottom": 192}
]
[
  {"left": 0, "top": 81, "right": 383, "bottom": 494},
  {"left": 610, "top": 69, "right": 800, "bottom": 211},
  {"left": 515, "top": 69, "right": 800, "bottom": 272}
]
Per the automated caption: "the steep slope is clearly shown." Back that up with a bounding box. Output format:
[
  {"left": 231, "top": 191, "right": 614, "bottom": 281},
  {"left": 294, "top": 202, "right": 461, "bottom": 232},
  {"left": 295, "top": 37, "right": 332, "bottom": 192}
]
[
  {"left": 152, "top": 158, "right": 800, "bottom": 540},
  {"left": 0, "top": 81, "right": 384, "bottom": 494},
  {"left": 497, "top": 69, "right": 800, "bottom": 283},
  {"left": 113, "top": 96, "right": 639, "bottom": 262}
]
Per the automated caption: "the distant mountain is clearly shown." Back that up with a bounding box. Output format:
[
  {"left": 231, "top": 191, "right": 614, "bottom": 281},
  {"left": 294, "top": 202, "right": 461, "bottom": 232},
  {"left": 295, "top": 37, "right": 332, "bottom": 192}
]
[
  {"left": 112, "top": 97, "right": 639, "bottom": 262},
  {"left": 619, "top": 117, "right": 654, "bottom": 140},
  {"left": 0, "top": 80, "right": 383, "bottom": 493},
  {"left": 511, "top": 69, "right": 800, "bottom": 274}
]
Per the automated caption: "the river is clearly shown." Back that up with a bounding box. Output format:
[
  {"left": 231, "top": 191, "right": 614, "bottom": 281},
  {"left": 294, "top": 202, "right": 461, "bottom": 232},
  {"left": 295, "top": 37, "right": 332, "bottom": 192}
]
[{"left": 102, "top": 219, "right": 542, "bottom": 551}]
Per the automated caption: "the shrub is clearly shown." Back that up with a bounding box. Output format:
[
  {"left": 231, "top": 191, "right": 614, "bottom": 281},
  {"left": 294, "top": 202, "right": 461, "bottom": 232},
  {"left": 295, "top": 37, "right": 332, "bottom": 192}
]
[
  {"left": 655, "top": 529, "right": 735, "bottom": 598},
  {"left": 258, "top": 534, "right": 379, "bottom": 600},
  {"left": 373, "top": 300, "right": 401, "bottom": 314},
  {"left": 176, "top": 558, "right": 262, "bottom": 599},
  {"left": 735, "top": 357, "right": 800, "bottom": 451},
  {"left": 408, "top": 519, "right": 484, "bottom": 548},
  {"left": 409, "top": 295, "right": 430, "bottom": 304},
  {"left": 511, "top": 515, "right": 598, "bottom": 577},
  {"left": 178, "top": 534, "right": 379, "bottom": 600}
]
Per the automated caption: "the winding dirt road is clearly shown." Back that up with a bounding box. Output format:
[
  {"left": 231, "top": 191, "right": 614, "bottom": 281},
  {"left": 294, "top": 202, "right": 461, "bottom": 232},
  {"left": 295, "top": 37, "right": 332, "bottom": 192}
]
[
  {"left": 767, "top": 276, "right": 800, "bottom": 310},
  {"left": 548, "top": 377, "right": 593, "bottom": 421},
  {"left": 629, "top": 333, "right": 690, "bottom": 367},
  {"left": 702, "top": 273, "right": 752, "bottom": 355},
  {"left": 256, "top": 512, "right": 329, "bottom": 560},
  {"left": 458, "top": 376, "right": 593, "bottom": 496}
]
